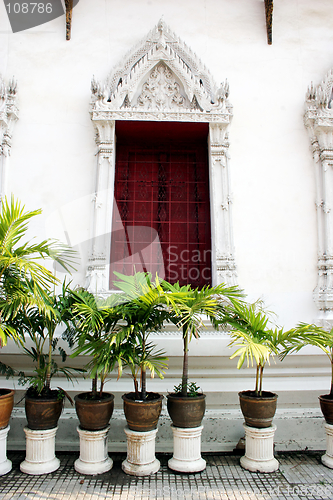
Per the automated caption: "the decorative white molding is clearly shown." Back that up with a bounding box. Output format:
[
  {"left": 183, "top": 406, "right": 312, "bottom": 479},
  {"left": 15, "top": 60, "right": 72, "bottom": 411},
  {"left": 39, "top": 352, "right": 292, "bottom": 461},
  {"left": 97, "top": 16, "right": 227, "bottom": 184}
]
[
  {"left": 304, "top": 70, "right": 333, "bottom": 317},
  {"left": 0, "top": 76, "right": 18, "bottom": 203},
  {"left": 87, "top": 20, "right": 236, "bottom": 293}
]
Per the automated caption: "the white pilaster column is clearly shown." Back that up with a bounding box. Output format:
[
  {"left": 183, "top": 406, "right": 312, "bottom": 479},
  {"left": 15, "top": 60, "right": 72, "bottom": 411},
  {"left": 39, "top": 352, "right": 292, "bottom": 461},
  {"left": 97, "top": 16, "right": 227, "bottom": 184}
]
[
  {"left": 209, "top": 123, "right": 236, "bottom": 286},
  {"left": 168, "top": 425, "right": 206, "bottom": 473},
  {"left": 321, "top": 422, "right": 333, "bottom": 469},
  {"left": 0, "top": 77, "right": 18, "bottom": 204},
  {"left": 240, "top": 424, "right": 279, "bottom": 473},
  {"left": 87, "top": 119, "right": 116, "bottom": 295},
  {"left": 122, "top": 427, "right": 160, "bottom": 476},
  {"left": 0, "top": 426, "right": 12, "bottom": 475},
  {"left": 74, "top": 426, "right": 113, "bottom": 475},
  {"left": 20, "top": 427, "right": 60, "bottom": 475}
]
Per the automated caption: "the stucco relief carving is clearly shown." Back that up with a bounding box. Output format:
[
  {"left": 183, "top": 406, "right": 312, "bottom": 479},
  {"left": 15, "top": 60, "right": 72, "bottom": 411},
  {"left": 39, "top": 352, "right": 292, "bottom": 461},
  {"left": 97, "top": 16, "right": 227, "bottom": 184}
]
[
  {"left": 0, "top": 76, "right": 18, "bottom": 203},
  {"left": 136, "top": 62, "right": 188, "bottom": 110},
  {"left": 304, "top": 69, "right": 333, "bottom": 316},
  {"left": 87, "top": 21, "right": 236, "bottom": 293},
  {"left": 0, "top": 76, "right": 18, "bottom": 157}
]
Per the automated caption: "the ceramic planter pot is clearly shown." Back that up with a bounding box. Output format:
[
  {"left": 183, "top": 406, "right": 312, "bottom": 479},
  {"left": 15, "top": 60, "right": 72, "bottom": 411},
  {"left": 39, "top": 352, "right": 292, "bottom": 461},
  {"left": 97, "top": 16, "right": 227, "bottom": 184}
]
[
  {"left": 239, "top": 390, "right": 278, "bottom": 428},
  {"left": 75, "top": 392, "right": 114, "bottom": 431},
  {"left": 319, "top": 394, "right": 333, "bottom": 424},
  {"left": 122, "top": 392, "right": 163, "bottom": 432},
  {"left": 25, "top": 392, "right": 64, "bottom": 430},
  {"left": 167, "top": 393, "right": 206, "bottom": 428},
  {"left": 0, "top": 389, "right": 14, "bottom": 430}
]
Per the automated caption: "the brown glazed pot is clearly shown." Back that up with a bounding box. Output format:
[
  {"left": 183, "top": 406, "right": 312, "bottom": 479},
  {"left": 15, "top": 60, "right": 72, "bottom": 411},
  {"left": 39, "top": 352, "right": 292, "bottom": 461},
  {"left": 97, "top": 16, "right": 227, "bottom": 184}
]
[
  {"left": 319, "top": 394, "right": 333, "bottom": 424},
  {"left": 167, "top": 393, "right": 206, "bottom": 428},
  {"left": 25, "top": 392, "right": 64, "bottom": 430},
  {"left": 122, "top": 392, "right": 163, "bottom": 432},
  {"left": 75, "top": 392, "right": 114, "bottom": 431},
  {"left": 239, "top": 390, "right": 278, "bottom": 428},
  {"left": 0, "top": 389, "right": 14, "bottom": 430}
]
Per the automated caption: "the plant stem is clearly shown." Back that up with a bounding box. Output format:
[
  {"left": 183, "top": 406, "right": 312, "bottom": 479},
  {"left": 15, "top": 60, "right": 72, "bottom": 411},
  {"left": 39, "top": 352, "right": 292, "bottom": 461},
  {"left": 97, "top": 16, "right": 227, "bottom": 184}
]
[
  {"left": 181, "top": 325, "right": 189, "bottom": 397},
  {"left": 331, "top": 347, "right": 333, "bottom": 397},
  {"left": 255, "top": 365, "right": 260, "bottom": 396},
  {"left": 141, "top": 334, "right": 146, "bottom": 400},
  {"left": 92, "top": 373, "right": 98, "bottom": 396},
  {"left": 259, "top": 365, "right": 264, "bottom": 396},
  {"left": 45, "top": 324, "right": 54, "bottom": 391}
]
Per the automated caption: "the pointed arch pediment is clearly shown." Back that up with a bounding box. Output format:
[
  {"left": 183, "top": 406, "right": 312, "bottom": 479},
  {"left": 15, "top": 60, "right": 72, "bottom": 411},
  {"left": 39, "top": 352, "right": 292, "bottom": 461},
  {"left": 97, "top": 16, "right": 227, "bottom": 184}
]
[{"left": 90, "top": 20, "right": 232, "bottom": 122}]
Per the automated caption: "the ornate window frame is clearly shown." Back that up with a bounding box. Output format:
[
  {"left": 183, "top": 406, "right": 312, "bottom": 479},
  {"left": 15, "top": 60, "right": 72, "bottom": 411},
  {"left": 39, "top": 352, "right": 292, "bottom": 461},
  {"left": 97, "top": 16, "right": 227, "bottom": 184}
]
[
  {"left": 304, "top": 70, "right": 333, "bottom": 319},
  {"left": 86, "top": 21, "right": 236, "bottom": 294}
]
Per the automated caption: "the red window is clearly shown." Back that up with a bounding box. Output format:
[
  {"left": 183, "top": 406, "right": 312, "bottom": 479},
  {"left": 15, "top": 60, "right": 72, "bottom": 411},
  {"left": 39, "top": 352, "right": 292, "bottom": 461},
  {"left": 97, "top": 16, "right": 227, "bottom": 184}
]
[{"left": 109, "top": 121, "right": 211, "bottom": 289}]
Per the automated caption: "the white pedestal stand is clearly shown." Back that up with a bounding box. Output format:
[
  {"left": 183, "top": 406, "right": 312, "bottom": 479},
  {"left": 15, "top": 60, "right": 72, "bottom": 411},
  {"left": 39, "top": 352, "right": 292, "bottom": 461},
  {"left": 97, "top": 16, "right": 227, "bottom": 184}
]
[
  {"left": 122, "top": 427, "right": 160, "bottom": 476},
  {"left": 0, "top": 426, "right": 11, "bottom": 475},
  {"left": 168, "top": 425, "right": 206, "bottom": 473},
  {"left": 20, "top": 427, "right": 60, "bottom": 475},
  {"left": 74, "top": 426, "right": 113, "bottom": 475},
  {"left": 240, "top": 424, "right": 279, "bottom": 473},
  {"left": 321, "top": 423, "right": 333, "bottom": 468}
]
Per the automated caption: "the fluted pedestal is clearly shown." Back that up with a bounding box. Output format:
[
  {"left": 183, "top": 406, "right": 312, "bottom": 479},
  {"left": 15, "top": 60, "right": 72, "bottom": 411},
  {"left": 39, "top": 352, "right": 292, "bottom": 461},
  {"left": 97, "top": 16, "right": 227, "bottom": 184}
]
[
  {"left": 122, "top": 427, "right": 159, "bottom": 476},
  {"left": 168, "top": 425, "right": 206, "bottom": 473},
  {"left": 74, "top": 426, "right": 112, "bottom": 475},
  {"left": 20, "top": 427, "right": 60, "bottom": 475},
  {"left": 321, "top": 423, "right": 333, "bottom": 468},
  {"left": 0, "top": 426, "right": 11, "bottom": 475},
  {"left": 240, "top": 424, "right": 279, "bottom": 473}
]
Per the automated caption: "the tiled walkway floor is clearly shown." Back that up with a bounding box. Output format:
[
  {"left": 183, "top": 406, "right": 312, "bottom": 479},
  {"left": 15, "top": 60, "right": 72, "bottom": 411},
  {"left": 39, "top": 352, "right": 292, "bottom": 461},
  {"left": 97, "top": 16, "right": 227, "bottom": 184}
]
[{"left": 0, "top": 451, "right": 333, "bottom": 500}]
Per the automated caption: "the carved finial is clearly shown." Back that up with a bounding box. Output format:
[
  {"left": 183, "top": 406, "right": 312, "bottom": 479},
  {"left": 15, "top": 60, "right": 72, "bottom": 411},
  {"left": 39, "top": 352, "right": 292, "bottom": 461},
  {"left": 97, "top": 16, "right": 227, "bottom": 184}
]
[
  {"left": 217, "top": 79, "right": 229, "bottom": 100},
  {"left": 7, "top": 78, "right": 17, "bottom": 96},
  {"left": 91, "top": 76, "right": 104, "bottom": 99},
  {"left": 157, "top": 18, "right": 167, "bottom": 49},
  {"left": 317, "top": 86, "right": 328, "bottom": 109},
  {"left": 264, "top": 0, "right": 273, "bottom": 45},
  {"left": 306, "top": 82, "right": 316, "bottom": 102}
]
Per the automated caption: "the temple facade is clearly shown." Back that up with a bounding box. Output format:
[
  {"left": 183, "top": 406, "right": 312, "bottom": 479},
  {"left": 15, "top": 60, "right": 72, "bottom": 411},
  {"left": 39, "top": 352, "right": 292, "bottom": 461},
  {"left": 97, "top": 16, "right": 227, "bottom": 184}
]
[{"left": 1, "top": 0, "right": 333, "bottom": 451}]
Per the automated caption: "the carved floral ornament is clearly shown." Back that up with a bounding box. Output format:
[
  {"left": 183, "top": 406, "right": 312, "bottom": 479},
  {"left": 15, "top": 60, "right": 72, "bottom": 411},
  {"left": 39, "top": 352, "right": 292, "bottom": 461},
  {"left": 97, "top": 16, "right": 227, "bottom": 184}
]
[
  {"left": 86, "top": 21, "right": 237, "bottom": 294},
  {"left": 304, "top": 70, "right": 333, "bottom": 317}
]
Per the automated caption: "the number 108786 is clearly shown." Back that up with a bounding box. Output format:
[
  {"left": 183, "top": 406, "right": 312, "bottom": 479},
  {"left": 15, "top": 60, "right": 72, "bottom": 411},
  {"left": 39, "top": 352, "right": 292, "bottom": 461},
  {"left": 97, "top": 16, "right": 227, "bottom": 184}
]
[{"left": 6, "top": 3, "right": 53, "bottom": 14}]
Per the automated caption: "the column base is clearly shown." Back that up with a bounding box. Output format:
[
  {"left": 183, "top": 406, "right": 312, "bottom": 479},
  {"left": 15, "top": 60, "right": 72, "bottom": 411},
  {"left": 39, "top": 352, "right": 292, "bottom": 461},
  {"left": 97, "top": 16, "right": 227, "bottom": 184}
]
[
  {"left": 0, "top": 426, "right": 11, "bottom": 476},
  {"left": 74, "top": 426, "right": 113, "bottom": 475},
  {"left": 240, "top": 423, "right": 279, "bottom": 473},
  {"left": 20, "top": 427, "right": 60, "bottom": 475},
  {"left": 122, "top": 458, "right": 160, "bottom": 476},
  {"left": 168, "top": 425, "right": 206, "bottom": 473},
  {"left": 321, "top": 422, "right": 333, "bottom": 469},
  {"left": 122, "top": 427, "right": 159, "bottom": 476}
]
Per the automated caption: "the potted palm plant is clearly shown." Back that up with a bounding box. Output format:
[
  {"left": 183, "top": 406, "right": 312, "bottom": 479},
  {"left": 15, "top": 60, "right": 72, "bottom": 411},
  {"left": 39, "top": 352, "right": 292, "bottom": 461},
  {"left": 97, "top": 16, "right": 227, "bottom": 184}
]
[
  {"left": 67, "top": 288, "right": 123, "bottom": 431},
  {"left": 0, "top": 196, "right": 75, "bottom": 430},
  {"left": 225, "top": 301, "right": 294, "bottom": 428},
  {"left": 11, "top": 281, "right": 81, "bottom": 430},
  {"left": 279, "top": 323, "right": 333, "bottom": 423},
  {"left": 162, "top": 281, "right": 244, "bottom": 428},
  {"left": 113, "top": 272, "right": 170, "bottom": 433},
  {"left": 279, "top": 323, "right": 333, "bottom": 469}
]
